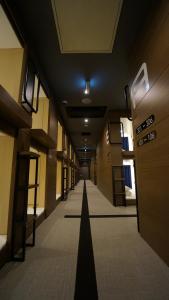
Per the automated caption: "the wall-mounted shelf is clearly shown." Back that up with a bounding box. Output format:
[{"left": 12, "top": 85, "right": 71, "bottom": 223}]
[
  {"left": 122, "top": 150, "right": 135, "bottom": 159},
  {"left": 0, "top": 85, "right": 32, "bottom": 129},
  {"left": 19, "top": 151, "right": 39, "bottom": 158},
  {"left": 30, "top": 129, "right": 55, "bottom": 149},
  {"left": 17, "top": 184, "right": 39, "bottom": 191}
]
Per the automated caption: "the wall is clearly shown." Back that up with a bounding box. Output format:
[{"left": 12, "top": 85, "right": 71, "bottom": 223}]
[
  {"left": 80, "top": 165, "right": 89, "bottom": 180},
  {"left": 90, "top": 159, "right": 95, "bottom": 183},
  {"left": 96, "top": 119, "right": 122, "bottom": 202},
  {"left": 32, "top": 97, "right": 49, "bottom": 133},
  {"left": 56, "top": 160, "right": 62, "bottom": 198},
  {"left": 57, "top": 121, "right": 62, "bottom": 151},
  {"left": 129, "top": 1, "right": 169, "bottom": 265},
  {"left": 0, "top": 48, "right": 24, "bottom": 102},
  {"left": 0, "top": 133, "right": 14, "bottom": 234}
]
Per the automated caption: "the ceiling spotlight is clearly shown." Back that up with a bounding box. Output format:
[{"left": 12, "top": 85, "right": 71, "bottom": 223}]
[
  {"left": 84, "top": 118, "right": 88, "bottom": 123},
  {"left": 62, "top": 100, "right": 68, "bottom": 104},
  {"left": 84, "top": 81, "right": 90, "bottom": 95}
]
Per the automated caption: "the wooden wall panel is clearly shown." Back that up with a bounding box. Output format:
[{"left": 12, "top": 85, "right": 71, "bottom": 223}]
[
  {"left": 96, "top": 121, "right": 122, "bottom": 202},
  {"left": 130, "top": 1, "right": 169, "bottom": 265},
  {"left": 45, "top": 99, "right": 57, "bottom": 216}
]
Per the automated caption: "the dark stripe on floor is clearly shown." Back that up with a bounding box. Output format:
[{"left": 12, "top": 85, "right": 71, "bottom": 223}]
[
  {"left": 74, "top": 181, "right": 98, "bottom": 300},
  {"left": 65, "top": 214, "right": 137, "bottom": 218}
]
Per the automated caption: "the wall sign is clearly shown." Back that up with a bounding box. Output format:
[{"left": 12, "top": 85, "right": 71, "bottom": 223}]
[
  {"left": 137, "top": 131, "right": 156, "bottom": 147},
  {"left": 130, "top": 62, "right": 149, "bottom": 110},
  {"left": 136, "top": 115, "right": 155, "bottom": 135},
  {"left": 137, "top": 130, "right": 157, "bottom": 146}
]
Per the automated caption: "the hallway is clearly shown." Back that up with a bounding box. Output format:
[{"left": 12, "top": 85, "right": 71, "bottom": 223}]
[{"left": 0, "top": 181, "right": 169, "bottom": 300}]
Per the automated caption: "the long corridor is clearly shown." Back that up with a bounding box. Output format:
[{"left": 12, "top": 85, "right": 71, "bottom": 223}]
[{"left": 0, "top": 181, "right": 169, "bottom": 300}]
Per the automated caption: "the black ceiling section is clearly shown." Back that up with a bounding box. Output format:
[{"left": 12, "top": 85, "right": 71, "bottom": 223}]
[
  {"left": 66, "top": 107, "right": 107, "bottom": 118},
  {"left": 81, "top": 132, "right": 91, "bottom": 136},
  {"left": 5, "top": 0, "right": 155, "bottom": 155}
]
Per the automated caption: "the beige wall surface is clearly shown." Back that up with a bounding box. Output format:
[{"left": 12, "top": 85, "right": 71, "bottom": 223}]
[
  {"left": 32, "top": 97, "right": 49, "bottom": 133},
  {"left": 56, "top": 160, "right": 62, "bottom": 195},
  {"left": 0, "top": 134, "right": 14, "bottom": 234},
  {"left": 57, "top": 122, "right": 62, "bottom": 151},
  {"left": 0, "top": 48, "right": 24, "bottom": 102},
  {"left": 130, "top": 1, "right": 169, "bottom": 266}
]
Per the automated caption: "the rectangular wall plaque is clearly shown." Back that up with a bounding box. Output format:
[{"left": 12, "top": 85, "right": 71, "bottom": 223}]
[
  {"left": 137, "top": 130, "right": 156, "bottom": 147},
  {"left": 136, "top": 114, "right": 155, "bottom": 135},
  {"left": 130, "top": 62, "right": 149, "bottom": 109}
]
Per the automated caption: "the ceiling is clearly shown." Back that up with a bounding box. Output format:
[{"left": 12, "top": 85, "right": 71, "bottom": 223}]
[{"left": 5, "top": 0, "right": 154, "bottom": 159}]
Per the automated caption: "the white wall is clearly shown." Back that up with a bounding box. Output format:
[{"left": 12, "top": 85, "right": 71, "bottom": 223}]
[
  {"left": 120, "top": 118, "right": 134, "bottom": 151},
  {"left": 123, "top": 159, "right": 136, "bottom": 199}
]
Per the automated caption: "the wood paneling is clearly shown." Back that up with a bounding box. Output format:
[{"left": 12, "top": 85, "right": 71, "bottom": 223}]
[
  {"left": 45, "top": 99, "right": 58, "bottom": 215},
  {"left": 96, "top": 120, "right": 122, "bottom": 202},
  {"left": 30, "top": 129, "right": 55, "bottom": 149},
  {"left": 130, "top": 1, "right": 169, "bottom": 266}
]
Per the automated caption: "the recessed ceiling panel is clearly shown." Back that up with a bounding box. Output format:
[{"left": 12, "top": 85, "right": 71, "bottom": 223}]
[
  {"left": 0, "top": 5, "right": 21, "bottom": 48},
  {"left": 51, "top": 0, "right": 123, "bottom": 53}
]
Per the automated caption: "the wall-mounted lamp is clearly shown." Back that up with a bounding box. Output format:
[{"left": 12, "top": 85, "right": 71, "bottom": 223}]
[
  {"left": 84, "top": 118, "right": 88, "bottom": 123},
  {"left": 84, "top": 81, "right": 90, "bottom": 95}
]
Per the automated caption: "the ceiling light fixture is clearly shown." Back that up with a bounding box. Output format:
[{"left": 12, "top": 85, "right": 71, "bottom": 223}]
[
  {"left": 84, "top": 81, "right": 90, "bottom": 95},
  {"left": 81, "top": 97, "right": 92, "bottom": 104}
]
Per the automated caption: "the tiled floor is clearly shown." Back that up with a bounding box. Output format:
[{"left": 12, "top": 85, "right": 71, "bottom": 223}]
[{"left": 0, "top": 180, "right": 169, "bottom": 300}]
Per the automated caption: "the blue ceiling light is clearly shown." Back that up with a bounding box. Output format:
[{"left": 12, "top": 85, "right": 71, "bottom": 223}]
[
  {"left": 84, "top": 81, "right": 90, "bottom": 95},
  {"left": 74, "top": 76, "right": 86, "bottom": 89}
]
